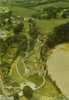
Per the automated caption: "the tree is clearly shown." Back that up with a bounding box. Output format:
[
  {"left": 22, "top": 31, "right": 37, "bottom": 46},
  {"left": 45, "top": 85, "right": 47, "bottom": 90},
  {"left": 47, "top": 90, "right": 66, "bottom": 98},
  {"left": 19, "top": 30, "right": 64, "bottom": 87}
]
[
  {"left": 28, "top": 17, "right": 39, "bottom": 38},
  {"left": 62, "top": 10, "right": 69, "bottom": 18},
  {"left": 13, "top": 17, "right": 24, "bottom": 34},
  {"left": 23, "top": 86, "right": 33, "bottom": 99},
  {"left": 13, "top": 23, "right": 23, "bottom": 34},
  {"left": 18, "top": 35, "right": 28, "bottom": 56},
  {"left": 14, "top": 93, "right": 19, "bottom": 100},
  {"left": 47, "top": 7, "right": 58, "bottom": 19},
  {"left": 40, "top": 22, "right": 69, "bottom": 62}
]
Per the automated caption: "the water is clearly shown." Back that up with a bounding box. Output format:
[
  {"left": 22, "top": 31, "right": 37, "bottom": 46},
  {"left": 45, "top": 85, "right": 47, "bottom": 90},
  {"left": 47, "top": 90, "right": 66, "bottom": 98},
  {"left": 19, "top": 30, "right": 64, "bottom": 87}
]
[{"left": 47, "top": 43, "right": 69, "bottom": 98}]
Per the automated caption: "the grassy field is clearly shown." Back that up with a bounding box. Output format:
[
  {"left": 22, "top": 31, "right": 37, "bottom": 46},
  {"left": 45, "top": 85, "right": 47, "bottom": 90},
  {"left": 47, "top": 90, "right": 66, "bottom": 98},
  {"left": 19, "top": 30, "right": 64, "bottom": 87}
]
[{"left": 36, "top": 19, "right": 69, "bottom": 33}]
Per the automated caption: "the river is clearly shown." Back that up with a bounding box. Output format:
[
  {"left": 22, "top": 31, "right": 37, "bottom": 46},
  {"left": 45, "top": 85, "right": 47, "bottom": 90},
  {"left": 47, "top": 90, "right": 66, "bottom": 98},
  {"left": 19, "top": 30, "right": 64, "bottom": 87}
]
[{"left": 47, "top": 43, "right": 69, "bottom": 98}]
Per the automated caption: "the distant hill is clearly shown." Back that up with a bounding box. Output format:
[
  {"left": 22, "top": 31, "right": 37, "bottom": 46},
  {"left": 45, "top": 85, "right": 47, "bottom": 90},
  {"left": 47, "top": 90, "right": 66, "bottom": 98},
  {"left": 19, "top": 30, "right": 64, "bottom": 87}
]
[
  {"left": 4, "top": 0, "right": 68, "bottom": 12},
  {"left": 0, "top": 0, "right": 69, "bottom": 11},
  {"left": 13, "top": 0, "right": 69, "bottom": 7}
]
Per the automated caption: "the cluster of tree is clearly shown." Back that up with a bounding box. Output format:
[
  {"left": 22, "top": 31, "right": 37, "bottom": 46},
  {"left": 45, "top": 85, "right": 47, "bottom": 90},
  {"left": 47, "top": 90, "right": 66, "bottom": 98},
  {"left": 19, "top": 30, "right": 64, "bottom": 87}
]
[
  {"left": 1, "top": 34, "right": 28, "bottom": 75},
  {"left": 28, "top": 17, "right": 40, "bottom": 51},
  {"left": 0, "top": 9, "right": 43, "bottom": 99},
  {"left": 0, "top": 11, "right": 40, "bottom": 79},
  {"left": 23, "top": 86, "right": 33, "bottom": 99},
  {"left": 40, "top": 22, "right": 69, "bottom": 62},
  {"left": 0, "top": 10, "right": 26, "bottom": 78},
  {"left": 32, "top": 7, "right": 69, "bottom": 19},
  {"left": 46, "top": 7, "right": 60, "bottom": 19},
  {"left": 62, "top": 9, "right": 69, "bottom": 18},
  {"left": 0, "top": 8, "right": 12, "bottom": 28},
  {"left": 13, "top": 85, "right": 34, "bottom": 100},
  {"left": 0, "top": 8, "right": 24, "bottom": 32}
]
